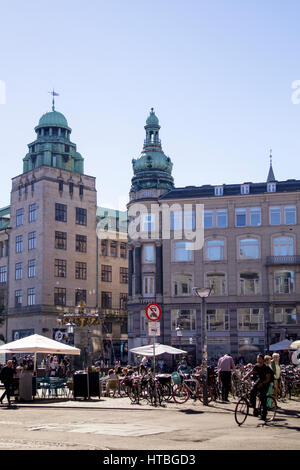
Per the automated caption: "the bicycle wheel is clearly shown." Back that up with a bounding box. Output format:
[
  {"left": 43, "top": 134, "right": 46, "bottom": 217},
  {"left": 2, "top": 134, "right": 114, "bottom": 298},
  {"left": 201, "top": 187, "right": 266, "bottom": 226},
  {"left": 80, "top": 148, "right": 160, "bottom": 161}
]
[
  {"left": 234, "top": 397, "right": 249, "bottom": 426},
  {"left": 264, "top": 395, "right": 277, "bottom": 422},
  {"left": 198, "top": 385, "right": 214, "bottom": 403},
  {"left": 160, "top": 383, "right": 173, "bottom": 402},
  {"left": 128, "top": 386, "right": 139, "bottom": 403},
  {"left": 172, "top": 384, "right": 189, "bottom": 403}
]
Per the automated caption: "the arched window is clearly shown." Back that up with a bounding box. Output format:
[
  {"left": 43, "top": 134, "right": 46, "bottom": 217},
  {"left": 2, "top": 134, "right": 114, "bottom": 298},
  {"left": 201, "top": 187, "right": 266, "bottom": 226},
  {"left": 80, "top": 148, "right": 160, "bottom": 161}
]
[
  {"left": 205, "top": 239, "right": 225, "bottom": 261},
  {"left": 239, "top": 238, "right": 259, "bottom": 259}
]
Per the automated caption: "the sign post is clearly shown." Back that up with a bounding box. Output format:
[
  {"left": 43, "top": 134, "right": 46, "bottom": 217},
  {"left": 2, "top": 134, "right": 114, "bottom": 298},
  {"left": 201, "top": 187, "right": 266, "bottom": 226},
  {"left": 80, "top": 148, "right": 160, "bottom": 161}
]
[{"left": 145, "top": 303, "right": 162, "bottom": 377}]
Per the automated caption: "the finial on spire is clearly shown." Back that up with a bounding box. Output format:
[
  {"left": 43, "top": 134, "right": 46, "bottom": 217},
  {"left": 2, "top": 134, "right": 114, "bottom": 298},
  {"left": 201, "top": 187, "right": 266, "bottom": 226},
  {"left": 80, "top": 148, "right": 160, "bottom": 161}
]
[
  {"left": 267, "top": 148, "right": 275, "bottom": 182},
  {"left": 48, "top": 89, "right": 59, "bottom": 111}
]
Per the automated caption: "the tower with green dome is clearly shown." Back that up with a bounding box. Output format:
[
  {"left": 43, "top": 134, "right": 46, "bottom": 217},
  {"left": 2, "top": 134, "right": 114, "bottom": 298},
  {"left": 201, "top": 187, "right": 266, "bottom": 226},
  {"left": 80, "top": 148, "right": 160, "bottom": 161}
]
[
  {"left": 23, "top": 106, "right": 84, "bottom": 174},
  {"left": 130, "top": 108, "right": 174, "bottom": 197}
]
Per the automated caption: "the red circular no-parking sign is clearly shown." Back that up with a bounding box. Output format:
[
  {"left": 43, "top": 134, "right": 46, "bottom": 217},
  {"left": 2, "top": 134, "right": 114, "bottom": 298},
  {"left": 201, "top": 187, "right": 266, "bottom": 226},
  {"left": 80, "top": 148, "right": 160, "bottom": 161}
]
[{"left": 145, "top": 303, "right": 162, "bottom": 322}]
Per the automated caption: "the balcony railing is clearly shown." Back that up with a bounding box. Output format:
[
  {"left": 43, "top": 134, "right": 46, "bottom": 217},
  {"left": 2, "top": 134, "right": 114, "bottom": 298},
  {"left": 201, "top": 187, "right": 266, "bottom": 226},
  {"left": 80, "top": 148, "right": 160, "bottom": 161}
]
[{"left": 266, "top": 255, "right": 300, "bottom": 266}]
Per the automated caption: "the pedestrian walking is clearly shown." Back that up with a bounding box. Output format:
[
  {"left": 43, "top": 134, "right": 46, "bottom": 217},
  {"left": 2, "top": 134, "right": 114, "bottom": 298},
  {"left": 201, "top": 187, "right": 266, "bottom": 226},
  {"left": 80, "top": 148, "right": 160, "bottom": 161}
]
[
  {"left": 271, "top": 353, "right": 281, "bottom": 400},
  {"left": 217, "top": 353, "right": 236, "bottom": 402},
  {"left": 0, "top": 360, "right": 16, "bottom": 406}
]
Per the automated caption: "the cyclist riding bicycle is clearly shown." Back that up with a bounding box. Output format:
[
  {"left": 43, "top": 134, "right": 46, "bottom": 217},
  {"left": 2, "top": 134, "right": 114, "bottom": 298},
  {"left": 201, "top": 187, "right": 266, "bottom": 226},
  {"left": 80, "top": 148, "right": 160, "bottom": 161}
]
[{"left": 243, "top": 353, "right": 274, "bottom": 420}]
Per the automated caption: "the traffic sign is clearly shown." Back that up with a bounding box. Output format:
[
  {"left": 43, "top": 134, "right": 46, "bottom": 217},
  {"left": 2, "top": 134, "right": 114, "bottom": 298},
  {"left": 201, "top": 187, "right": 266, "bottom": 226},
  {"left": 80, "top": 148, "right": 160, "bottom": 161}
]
[
  {"left": 148, "top": 322, "right": 161, "bottom": 337},
  {"left": 145, "top": 302, "right": 162, "bottom": 322}
]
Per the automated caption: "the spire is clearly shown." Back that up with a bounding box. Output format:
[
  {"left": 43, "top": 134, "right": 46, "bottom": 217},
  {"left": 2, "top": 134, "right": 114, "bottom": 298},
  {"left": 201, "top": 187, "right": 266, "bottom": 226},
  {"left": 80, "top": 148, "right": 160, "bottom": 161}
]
[
  {"left": 48, "top": 89, "right": 59, "bottom": 111},
  {"left": 267, "top": 149, "right": 275, "bottom": 182}
]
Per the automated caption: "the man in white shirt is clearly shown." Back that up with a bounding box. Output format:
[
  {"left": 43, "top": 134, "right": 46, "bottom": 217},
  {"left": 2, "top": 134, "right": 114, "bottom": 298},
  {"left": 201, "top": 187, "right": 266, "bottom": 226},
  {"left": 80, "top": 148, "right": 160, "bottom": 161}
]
[{"left": 217, "top": 353, "right": 236, "bottom": 402}]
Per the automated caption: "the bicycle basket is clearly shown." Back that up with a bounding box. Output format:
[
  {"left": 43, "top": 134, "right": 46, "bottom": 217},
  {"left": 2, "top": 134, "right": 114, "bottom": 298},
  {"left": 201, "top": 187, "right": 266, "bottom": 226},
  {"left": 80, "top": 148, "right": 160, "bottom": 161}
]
[
  {"left": 171, "top": 372, "right": 182, "bottom": 385},
  {"left": 157, "top": 375, "right": 171, "bottom": 385}
]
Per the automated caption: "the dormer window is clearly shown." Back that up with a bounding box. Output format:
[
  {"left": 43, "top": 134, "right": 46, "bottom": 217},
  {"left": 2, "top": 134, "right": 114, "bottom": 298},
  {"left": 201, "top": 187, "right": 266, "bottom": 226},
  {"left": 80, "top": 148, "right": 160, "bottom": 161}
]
[
  {"left": 214, "top": 186, "right": 224, "bottom": 196},
  {"left": 267, "top": 182, "right": 276, "bottom": 193},
  {"left": 241, "top": 184, "right": 250, "bottom": 194}
]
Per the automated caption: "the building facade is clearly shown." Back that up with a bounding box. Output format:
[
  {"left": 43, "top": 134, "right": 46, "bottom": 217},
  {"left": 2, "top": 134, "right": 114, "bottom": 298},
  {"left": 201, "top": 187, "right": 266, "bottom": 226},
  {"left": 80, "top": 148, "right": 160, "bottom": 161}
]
[{"left": 127, "top": 109, "right": 300, "bottom": 365}]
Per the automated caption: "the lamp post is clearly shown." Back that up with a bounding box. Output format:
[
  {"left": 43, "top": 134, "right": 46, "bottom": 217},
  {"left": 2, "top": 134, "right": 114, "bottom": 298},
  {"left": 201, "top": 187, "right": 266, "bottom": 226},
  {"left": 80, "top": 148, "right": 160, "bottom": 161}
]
[
  {"left": 66, "top": 322, "right": 75, "bottom": 346},
  {"left": 193, "top": 286, "right": 213, "bottom": 406}
]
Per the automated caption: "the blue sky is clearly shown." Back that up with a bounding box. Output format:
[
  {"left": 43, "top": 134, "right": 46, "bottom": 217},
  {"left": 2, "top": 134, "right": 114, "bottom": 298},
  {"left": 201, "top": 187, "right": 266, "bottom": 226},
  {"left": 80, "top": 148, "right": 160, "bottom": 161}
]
[{"left": 1, "top": 0, "right": 300, "bottom": 210}]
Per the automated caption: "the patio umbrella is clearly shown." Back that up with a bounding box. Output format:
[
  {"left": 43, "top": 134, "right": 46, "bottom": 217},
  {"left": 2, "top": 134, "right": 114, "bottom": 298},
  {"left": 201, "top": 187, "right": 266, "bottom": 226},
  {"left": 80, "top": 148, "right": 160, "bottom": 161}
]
[
  {"left": 290, "top": 340, "right": 300, "bottom": 349},
  {"left": 239, "top": 344, "right": 260, "bottom": 352},
  {"left": 0, "top": 334, "right": 80, "bottom": 371},
  {"left": 130, "top": 343, "right": 187, "bottom": 356},
  {"left": 269, "top": 339, "right": 293, "bottom": 351}
]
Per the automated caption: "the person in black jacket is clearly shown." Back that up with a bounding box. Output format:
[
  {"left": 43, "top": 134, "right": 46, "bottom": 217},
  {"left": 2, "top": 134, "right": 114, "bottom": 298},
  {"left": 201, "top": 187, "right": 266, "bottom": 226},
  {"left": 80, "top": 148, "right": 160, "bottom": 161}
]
[{"left": 0, "top": 360, "right": 16, "bottom": 406}]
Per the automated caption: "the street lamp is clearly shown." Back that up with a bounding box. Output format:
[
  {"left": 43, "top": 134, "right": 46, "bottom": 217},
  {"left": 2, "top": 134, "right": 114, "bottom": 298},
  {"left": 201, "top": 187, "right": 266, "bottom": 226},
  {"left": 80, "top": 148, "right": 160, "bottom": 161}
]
[
  {"left": 193, "top": 286, "right": 213, "bottom": 406},
  {"left": 66, "top": 322, "right": 75, "bottom": 346}
]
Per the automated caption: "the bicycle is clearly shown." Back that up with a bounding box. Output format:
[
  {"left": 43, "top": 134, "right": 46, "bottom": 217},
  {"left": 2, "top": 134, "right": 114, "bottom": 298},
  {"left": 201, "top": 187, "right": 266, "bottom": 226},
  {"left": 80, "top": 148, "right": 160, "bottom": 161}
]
[
  {"left": 172, "top": 374, "right": 214, "bottom": 404},
  {"left": 234, "top": 386, "right": 277, "bottom": 426}
]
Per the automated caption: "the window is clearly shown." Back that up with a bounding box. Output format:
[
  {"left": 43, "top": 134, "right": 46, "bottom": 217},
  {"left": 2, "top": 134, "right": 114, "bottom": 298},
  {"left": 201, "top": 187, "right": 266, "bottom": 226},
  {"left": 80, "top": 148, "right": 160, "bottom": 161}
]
[
  {"left": 170, "top": 211, "right": 182, "bottom": 231},
  {"left": 173, "top": 273, "right": 193, "bottom": 296},
  {"left": 15, "top": 263, "right": 22, "bottom": 280},
  {"left": 270, "top": 207, "right": 281, "bottom": 225},
  {"left": 102, "top": 322, "right": 112, "bottom": 334},
  {"left": 240, "top": 272, "right": 260, "bottom": 295},
  {"left": 76, "top": 207, "right": 87, "bottom": 225},
  {"left": 143, "top": 275, "right": 155, "bottom": 297},
  {"left": 27, "top": 288, "right": 36, "bottom": 306},
  {"left": 79, "top": 184, "right": 84, "bottom": 197},
  {"left": 54, "top": 288, "right": 66, "bottom": 306},
  {"left": 141, "top": 213, "right": 155, "bottom": 232},
  {"left": 173, "top": 241, "right": 193, "bottom": 262},
  {"left": 206, "top": 273, "right": 226, "bottom": 295},
  {"left": 0, "top": 266, "right": 7, "bottom": 283},
  {"left": 16, "top": 208, "right": 24, "bottom": 226},
  {"left": 236, "top": 208, "right": 261, "bottom": 227},
  {"left": 207, "top": 309, "right": 229, "bottom": 331},
  {"left": 239, "top": 238, "right": 259, "bottom": 259},
  {"left": 205, "top": 239, "right": 225, "bottom": 261},
  {"left": 29, "top": 203, "right": 36, "bottom": 222},
  {"left": 55, "top": 203, "right": 67, "bottom": 222},
  {"left": 15, "top": 290, "right": 22, "bottom": 307},
  {"left": 237, "top": 308, "right": 264, "bottom": 331},
  {"left": 273, "top": 307, "right": 297, "bottom": 325},
  {"left": 55, "top": 259, "right": 67, "bottom": 278},
  {"left": 101, "top": 240, "right": 108, "bottom": 256},
  {"left": 241, "top": 184, "right": 250, "bottom": 194},
  {"left": 184, "top": 210, "right": 195, "bottom": 230},
  {"left": 236, "top": 209, "right": 246, "bottom": 227},
  {"left": 101, "top": 265, "right": 112, "bottom": 282},
  {"left": 76, "top": 234, "right": 87, "bottom": 253},
  {"left": 16, "top": 235, "right": 23, "bottom": 253},
  {"left": 203, "top": 208, "right": 227, "bottom": 228},
  {"left": 216, "top": 209, "right": 227, "bottom": 228},
  {"left": 120, "top": 267, "right": 128, "bottom": 284},
  {"left": 120, "top": 243, "right": 127, "bottom": 259},
  {"left": 204, "top": 210, "right": 213, "bottom": 229},
  {"left": 75, "top": 262, "right": 87, "bottom": 280},
  {"left": 101, "top": 291, "right": 112, "bottom": 308},
  {"left": 214, "top": 186, "right": 223, "bottom": 196},
  {"left": 273, "top": 236, "right": 294, "bottom": 256},
  {"left": 143, "top": 244, "right": 155, "bottom": 263},
  {"left": 171, "top": 309, "right": 196, "bottom": 331},
  {"left": 267, "top": 182, "right": 276, "bottom": 193},
  {"left": 28, "top": 232, "right": 36, "bottom": 250},
  {"left": 58, "top": 180, "right": 64, "bottom": 192},
  {"left": 120, "top": 293, "right": 128, "bottom": 310},
  {"left": 75, "top": 289, "right": 87, "bottom": 305},
  {"left": 110, "top": 241, "right": 117, "bottom": 257},
  {"left": 249, "top": 208, "right": 261, "bottom": 226},
  {"left": 284, "top": 206, "right": 296, "bottom": 225},
  {"left": 28, "top": 259, "right": 36, "bottom": 278},
  {"left": 0, "top": 242, "right": 4, "bottom": 258},
  {"left": 55, "top": 231, "right": 67, "bottom": 250},
  {"left": 274, "top": 270, "right": 294, "bottom": 294},
  {"left": 69, "top": 182, "right": 74, "bottom": 195}
]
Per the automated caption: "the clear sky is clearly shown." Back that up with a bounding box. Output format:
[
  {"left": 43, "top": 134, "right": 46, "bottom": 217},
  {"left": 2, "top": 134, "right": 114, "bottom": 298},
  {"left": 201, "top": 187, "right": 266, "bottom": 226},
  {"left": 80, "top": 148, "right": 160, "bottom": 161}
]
[{"left": 1, "top": 0, "right": 300, "bottom": 210}]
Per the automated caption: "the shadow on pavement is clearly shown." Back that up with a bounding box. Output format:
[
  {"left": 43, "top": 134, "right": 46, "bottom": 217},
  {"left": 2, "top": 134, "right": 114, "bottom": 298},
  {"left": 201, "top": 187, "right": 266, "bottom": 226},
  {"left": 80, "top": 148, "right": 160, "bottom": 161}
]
[{"left": 178, "top": 409, "right": 204, "bottom": 415}]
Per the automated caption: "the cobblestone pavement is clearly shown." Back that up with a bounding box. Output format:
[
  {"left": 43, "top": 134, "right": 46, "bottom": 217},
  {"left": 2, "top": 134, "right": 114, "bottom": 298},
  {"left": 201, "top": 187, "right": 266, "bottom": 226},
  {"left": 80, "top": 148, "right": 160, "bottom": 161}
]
[{"left": 0, "top": 395, "right": 299, "bottom": 450}]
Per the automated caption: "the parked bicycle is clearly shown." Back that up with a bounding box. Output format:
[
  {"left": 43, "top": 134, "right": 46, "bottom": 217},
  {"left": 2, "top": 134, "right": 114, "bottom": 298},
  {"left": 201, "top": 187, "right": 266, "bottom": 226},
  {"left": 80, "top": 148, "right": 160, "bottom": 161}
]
[{"left": 172, "top": 373, "right": 214, "bottom": 404}]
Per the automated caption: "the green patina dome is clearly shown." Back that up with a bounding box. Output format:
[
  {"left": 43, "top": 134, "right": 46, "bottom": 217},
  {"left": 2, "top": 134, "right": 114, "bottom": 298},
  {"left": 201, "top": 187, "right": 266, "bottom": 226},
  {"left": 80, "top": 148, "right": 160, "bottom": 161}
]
[
  {"left": 146, "top": 108, "right": 159, "bottom": 126},
  {"left": 37, "top": 110, "right": 69, "bottom": 128}
]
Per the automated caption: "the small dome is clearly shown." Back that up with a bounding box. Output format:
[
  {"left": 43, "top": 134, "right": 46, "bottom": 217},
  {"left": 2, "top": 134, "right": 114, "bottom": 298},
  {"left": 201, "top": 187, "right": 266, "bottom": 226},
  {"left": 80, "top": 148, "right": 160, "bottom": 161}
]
[
  {"left": 146, "top": 108, "right": 159, "bottom": 126},
  {"left": 38, "top": 110, "right": 69, "bottom": 128}
]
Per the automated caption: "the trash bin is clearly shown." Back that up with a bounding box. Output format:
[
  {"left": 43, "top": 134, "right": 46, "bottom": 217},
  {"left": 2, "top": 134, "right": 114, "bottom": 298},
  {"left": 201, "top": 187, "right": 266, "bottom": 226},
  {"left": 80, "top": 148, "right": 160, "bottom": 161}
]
[{"left": 19, "top": 370, "right": 34, "bottom": 401}]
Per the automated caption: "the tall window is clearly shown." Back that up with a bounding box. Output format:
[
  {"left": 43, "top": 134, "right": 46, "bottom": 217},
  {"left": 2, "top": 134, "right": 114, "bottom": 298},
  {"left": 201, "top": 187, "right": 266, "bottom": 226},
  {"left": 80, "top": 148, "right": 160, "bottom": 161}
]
[
  {"left": 0, "top": 266, "right": 7, "bottom": 283},
  {"left": 16, "top": 235, "right": 23, "bottom": 253},
  {"left": 55, "top": 203, "right": 67, "bottom": 222},
  {"left": 206, "top": 273, "right": 226, "bottom": 295},
  {"left": 120, "top": 243, "right": 127, "bottom": 259},
  {"left": 55, "top": 259, "right": 67, "bottom": 278},
  {"left": 120, "top": 293, "right": 128, "bottom": 309},
  {"left": 54, "top": 288, "right": 66, "bottom": 306},
  {"left": 120, "top": 267, "right": 128, "bottom": 284},
  {"left": 55, "top": 231, "right": 67, "bottom": 250},
  {"left": 75, "top": 289, "right": 87, "bottom": 305},
  {"left": 270, "top": 207, "right": 281, "bottom": 225},
  {"left": 173, "top": 241, "right": 193, "bottom": 262},
  {"left": 216, "top": 209, "right": 227, "bottom": 228},
  {"left": 239, "top": 272, "right": 260, "bottom": 295},
  {"left": 101, "top": 265, "right": 112, "bottom": 282},
  {"left": 171, "top": 309, "right": 196, "bottom": 331},
  {"left": 142, "top": 213, "right": 155, "bottom": 232},
  {"left": 143, "top": 244, "right": 155, "bottom": 263},
  {"left": 27, "top": 288, "right": 36, "bottom": 306},
  {"left": 15, "top": 290, "right": 22, "bottom": 307},
  {"left": 273, "top": 236, "right": 294, "bottom": 256},
  {"left": 75, "top": 262, "right": 87, "bottom": 280},
  {"left": 76, "top": 234, "right": 87, "bottom": 253},
  {"left": 143, "top": 275, "right": 155, "bottom": 297},
  {"left": 76, "top": 207, "right": 87, "bottom": 225},
  {"left": 29, "top": 203, "right": 36, "bottom": 222},
  {"left": 204, "top": 210, "right": 213, "bottom": 229},
  {"left": 101, "top": 291, "right": 112, "bottom": 308},
  {"left": 28, "top": 232, "right": 36, "bottom": 250},
  {"left": 236, "top": 209, "right": 246, "bottom": 227},
  {"left": 284, "top": 206, "right": 296, "bottom": 225},
  {"left": 28, "top": 259, "right": 36, "bottom": 278},
  {"left": 16, "top": 208, "right": 24, "bottom": 226},
  {"left": 15, "top": 263, "right": 22, "bottom": 280},
  {"left": 205, "top": 239, "right": 225, "bottom": 261},
  {"left": 173, "top": 273, "right": 193, "bottom": 296},
  {"left": 101, "top": 240, "right": 108, "bottom": 256},
  {"left": 110, "top": 241, "right": 117, "bottom": 257},
  {"left": 237, "top": 308, "right": 264, "bottom": 331},
  {"left": 274, "top": 271, "right": 294, "bottom": 294},
  {"left": 239, "top": 238, "right": 259, "bottom": 259}
]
